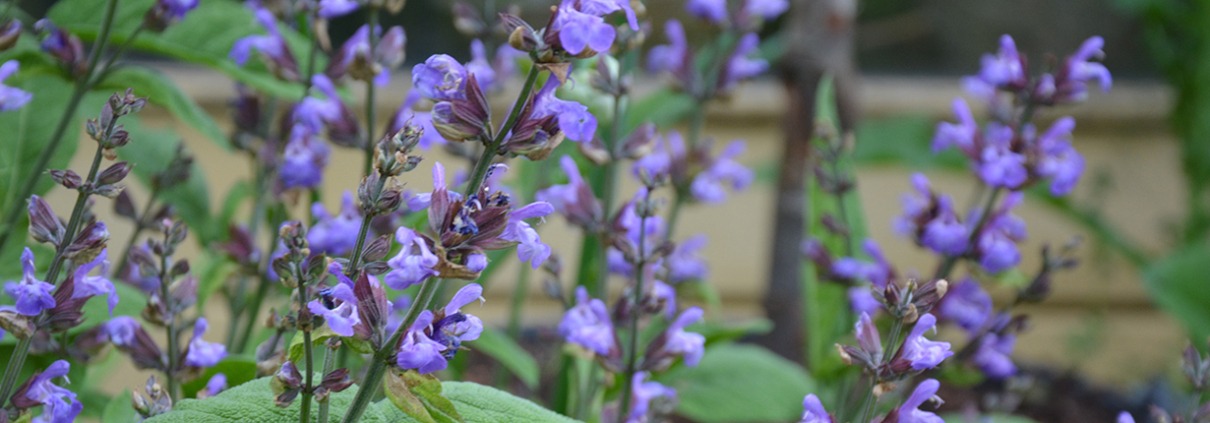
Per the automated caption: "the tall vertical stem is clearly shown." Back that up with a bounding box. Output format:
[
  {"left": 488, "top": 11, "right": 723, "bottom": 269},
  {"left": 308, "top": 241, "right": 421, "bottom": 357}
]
[
  {"left": 297, "top": 262, "right": 316, "bottom": 423},
  {"left": 616, "top": 188, "right": 653, "bottom": 423},
  {"left": 317, "top": 344, "right": 337, "bottom": 423},
  {"left": 361, "top": 8, "right": 381, "bottom": 177},
  {"left": 159, "top": 235, "right": 180, "bottom": 401}
]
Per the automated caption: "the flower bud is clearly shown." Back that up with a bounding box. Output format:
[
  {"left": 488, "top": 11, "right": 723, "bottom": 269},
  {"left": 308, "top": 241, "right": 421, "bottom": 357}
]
[
  {"left": 28, "top": 195, "right": 65, "bottom": 246},
  {"left": 97, "top": 162, "right": 133, "bottom": 185},
  {"left": 0, "top": 20, "right": 20, "bottom": 52}
]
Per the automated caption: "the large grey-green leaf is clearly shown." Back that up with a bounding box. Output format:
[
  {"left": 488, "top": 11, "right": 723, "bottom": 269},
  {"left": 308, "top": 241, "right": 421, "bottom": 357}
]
[
  {"left": 472, "top": 328, "right": 540, "bottom": 390},
  {"left": 659, "top": 344, "right": 815, "bottom": 423},
  {"left": 98, "top": 66, "right": 227, "bottom": 147},
  {"left": 103, "top": 390, "right": 138, "bottom": 423},
  {"left": 1144, "top": 241, "right": 1210, "bottom": 343},
  {"left": 48, "top": 0, "right": 312, "bottom": 98},
  {"left": 180, "top": 355, "right": 258, "bottom": 400},
  {"left": 145, "top": 377, "right": 576, "bottom": 423}
]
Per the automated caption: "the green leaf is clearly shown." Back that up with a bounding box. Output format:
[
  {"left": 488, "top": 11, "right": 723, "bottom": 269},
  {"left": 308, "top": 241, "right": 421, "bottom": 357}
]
[
  {"left": 625, "top": 89, "right": 697, "bottom": 134},
  {"left": 1144, "top": 241, "right": 1210, "bottom": 343},
  {"left": 658, "top": 344, "right": 815, "bottom": 423},
  {"left": 49, "top": 0, "right": 313, "bottom": 98},
  {"left": 117, "top": 118, "right": 216, "bottom": 243},
  {"left": 472, "top": 328, "right": 540, "bottom": 390},
  {"left": 103, "top": 390, "right": 137, "bottom": 423},
  {"left": 438, "top": 382, "right": 578, "bottom": 423},
  {"left": 97, "top": 66, "right": 227, "bottom": 148},
  {"left": 196, "top": 254, "right": 237, "bottom": 308},
  {"left": 180, "top": 355, "right": 259, "bottom": 399},
  {"left": 686, "top": 318, "right": 773, "bottom": 346},
  {"left": 286, "top": 325, "right": 373, "bottom": 364},
  {"left": 942, "top": 413, "right": 1038, "bottom": 423},
  {"left": 385, "top": 370, "right": 463, "bottom": 423},
  {"left": 78, "top": 282, "right": 148, "bottom": 334}
]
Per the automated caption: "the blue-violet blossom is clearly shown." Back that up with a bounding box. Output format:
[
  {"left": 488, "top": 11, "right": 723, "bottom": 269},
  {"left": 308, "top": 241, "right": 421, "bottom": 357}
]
[{"left": 0, "top": 60, "right": 33, "bottom": 111}]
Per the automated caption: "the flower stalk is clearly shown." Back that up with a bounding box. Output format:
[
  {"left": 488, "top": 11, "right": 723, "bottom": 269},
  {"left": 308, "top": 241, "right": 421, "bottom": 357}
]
[{"left": 616, "top": 186, "right": 655, "bottom": 423}]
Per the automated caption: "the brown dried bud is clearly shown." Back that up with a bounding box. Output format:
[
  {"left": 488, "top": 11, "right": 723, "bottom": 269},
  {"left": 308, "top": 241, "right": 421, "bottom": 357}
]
[
  {"left": 97, "top": 161, "right": 133, "bottom": 185},
  {"left": 48, "top": 169, "right": 83, "bottom": 190}
]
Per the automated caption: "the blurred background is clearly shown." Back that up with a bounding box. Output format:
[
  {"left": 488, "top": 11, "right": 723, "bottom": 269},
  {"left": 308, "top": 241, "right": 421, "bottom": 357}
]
[{"left": 15, "top": 0, "right": 1203, "bottom": 417}]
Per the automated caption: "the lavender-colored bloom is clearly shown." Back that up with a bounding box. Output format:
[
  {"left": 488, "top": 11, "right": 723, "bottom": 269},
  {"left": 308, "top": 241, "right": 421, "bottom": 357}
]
[
  {"left": 185, "top": 318, "right": 227, "bottom": 368},
  {"left": 743, "top": 0, "right": 789, "bottom": 20},
  {"left": 308, "top": 281, "right": 361, "bottom": 337},
  {"left": 431, "top": 284, "right": 485, "bottom": 351},
  {"left": 466, "top": 254, "right": 487, "bottom": 272},
  {"left": 293, "top": 75, "right": 343, "bottom": 134},
  {"left": 308, "top": 193, "right": 363, "bottom": 256},
  {"left": 5, "top": 247, "right": 56, "bottom": 316},
  {"left": 939, "top": 279, "right": 991, "bottom": 332},
  {"left": 1035, "top": 117, "right": 1082, "bottom": 196},
  {"left": 1065, "top": 36, "right": 1112, "bottom": 95},
  {"left": 204, "top": 373, "right": 228, "bottom": 397},
  {"left": 897, "top": 379, "right": 944, "bottom": 423},
  {"left": 278, "top": 132, "right": 330, "bottom": 190},
  {"left": 553, "top": 6, "right": 615, "bottom": 55},
  {"left": 848, "top": 287, "right": 880, "bottom": 316},
  {"left": 666, "top": 235, "right": 708, "bottom": 282},
  {"left": 533, "top": 77, "right": 598, "bottom": 142},
  {"left": 855, "top": 312, "right": 882, "bottom": 359},
  {"left": 104, "top": 316, "right": 141, "bottom": 347},
  {"left": 575, "top": 0, "right": 639, "bottom": 30},
  {"left": 413, "top": 54, "right": 468, "bottom": 101},
  {"left": 500, "top": 202, "right": 555, "bottom": 268},
  {"left": 921, "top": 199, "right": 968, "bottom": 256},
  {"left": 69, "top": 249, "right": 118, "bottom": 316},
  {"left": 1117, "top": 412, "right": 1136, "bottom": 423},
  {"left": 686, "top": 0, "right": 728, "bottom": 24},
  {"left": 318, "top": 0, "right": 360, "bottom": 18},
  {"left": 23, "top": 361, "right": 82, "bottom": 423},
  {"left": 0, "top": 60, "right": 33, "bottom": 111},
  {"left": 385, "top": 227, "right": 439, "bottom": 290},
  {"left": 559, "top": 287, "right": 615, "bottom": 355},
  {"left": 932, "top": 98, "right": 978, "bottom": 154},
  {"left": 647, "top": 20, "right": 687, "bottom": 74},
  {"left": 662, "top": 307, "right": 706, "bottom": 366},
  {"left": 155, "top": 0, "right": 200, "bottom": 21},
  {"left": 230, "top": 8, "right": 289, "bottom": 67},
  {"left": 977, "top": 231, "right": 1019, "bottom": 273},
  {"left": 973, "top": 333, "right": 1016, "bottom": 379},
  {"left": 832, "top": 239, "right": 893, "bottom": 288},
  {"left": 396, "top": 311, "right": 448, "bottom": 373},
  {"left": 330, "top": 25, "right": 406, "bottom": 86},
  {"left": 979, "top": 35, "right": 1025, "bottom": 88},
  {"left": 691, "top": 141, "right": 753, "bottom": 203},
  {"left": 977, "top": 123, "right": 1027, "bottom": 189},
  {"left": 799, "top": 394, "right": 832, "bottom": 423},
  {"left": 627, "top": 372, "right": 676, "bottom": 423},
  {"left": 718, "top": 33, "right": 767, "bottom": 91},
  {"left": 899, "top": 314, "right": 952, "bottom": 371},
  {"left": 535, "top": 155, "right": 597, "bottom": 224}
]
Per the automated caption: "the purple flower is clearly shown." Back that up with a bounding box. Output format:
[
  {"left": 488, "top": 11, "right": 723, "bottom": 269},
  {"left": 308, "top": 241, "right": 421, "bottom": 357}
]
[
  {"left": 608, "top": 191, "right": 666, "bottom": 276},
  {"left": 153, "top": 0, "right": 199, "bottom": 21},
  {"left": 1035, "top": 117, "right": 1083, "bottom": 196},
  {"left": 690, "top": 141, "right": 753, "bottom": 203},
  {"left": 743, "top": 0, "right": 789, "bottom": 21},
  {"left": 921, "top": 198, "right": 968, "bottom": 256},
  {"left": 799, "top": 394, "right": 832, "bottom": 423},
  {"left": 898, "top": 314, "right": 952, "bottom": 371},
  {"left": 973, "top": 333, "right": 1016, "bottom": 379},
  {"left": 832, "top": 239, "right": 894, "bottom": 288},
  {"left": 932, "top": 98, "right": 978, "bottom": 154},
  {"left": 413, "top": 54, "right": 468, "bottom": 101},
  {"left": 977, "top": 123, "right": 1027, "bottom": 189},
  {"left": 660, "top": 307, "right": 706, "bottom": 366},
  {"left": 0, "top": 60, "right": 33, "bottom": 111},
  {"left": 855, "top": 312, "right": 883, "bottom": 361},
  {"left": 203, "top": 373, "right": 228, "bottom": 397},
  {"left": 308, "top": 275, "right": 361, "bottom": 337},
  {"left": 318, "top": 0, "right": 360, "bottom": 18},
  {"left": 575, "top": 0, "right": 639, "bottom": 30},
  {"left": 687, "top": 0, "right": 728, "bottom": 24},
  {"left": 896, "top": 379, "right": 944, "bottom": 423},
  {"left": 632, "top": 131, "right": 682, "bottom": 180},
  {"left": 5, "top": 247, "right": 55, "bottom": 316},
  {"left": 104, "top": 316, "right": 141, "bottom": 347},
  {"left": 647, "top": 20, "right": 688, "bottom": 75},
  {"left": 500, "top": 202, "right": 555, "bottom": 268},
  {"left": 68, "top": 249, "right": 118, "bottom": 316},
  {"left": 553, "top": 6, "right": 615, "bottom": 55},
  {"left": 627, "top": 372, "right": 676, "bottom": 423},
  {"left": 533, "top": 76, "right": 598, "bottom": 143},
  {"left": 969, "top": 35, "right": 1026, "bottom": 95},
  {"left": 396, "top": 311, "right": 448, "bottom": 373},
  {"left": 559, "top": 287, "right": 616, "bottom": 356},
  {"left": 430, "top": 284, "right": 485, "bottom": 351},
  {"left": 718, "top": 33, "right": 767, "bottom": 92},
  {"left": 385, "top": 227, "right": 439, "bottom": 290},
  {"left": 975, "top": 193, "right": 1026, "bottom": 273},
  {"left": 308, "top": 193, "right": 363, "bottom": 256},
  {"left": 666, "top": 234, "right": 708, "bottom": 282},
  {"left": 1117, "top": 412, "right": 1136, "bottom": 423},
  {"left": 535, "top": 155, "right": 601, "bottom": 227},
  {"left": 939, "top": 279, "right": 991, "bottom": 332},
  {"left": 278, "top": 131, "right": 330, "bottom": 190},
  {"left": 466, "top": 39, "right": 497, "bottom": 92},
  {"left": 185, "top": 318, "right": 227, "bottom": 368},
  {"left": 848, "top": 287, "right": 880, "bottom": 316},
  {"left": 328, "top": 25, "right": 407, "bottom": 86},
  {"left": 22, "top": 361, "right": 82, "bottom": 423},
  {"left": 1061, "top": 36, "right": 1112, "bottom": 99},
  {"left": 230, "top": 8, "right": 296, "bottom": 79}
]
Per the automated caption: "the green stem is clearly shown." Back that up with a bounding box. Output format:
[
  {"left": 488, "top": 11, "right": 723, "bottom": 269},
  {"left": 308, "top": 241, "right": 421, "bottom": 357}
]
[
  {"left": 159, "top": 233, "right": 180, "bottom": 401},
  {"left": 361, "top": 7, "right": 380, "bottom": 177},
  {"left": 616, "top": 188, "right": 654, "bottom": 423},
  {"left": 464, "top": 65, "right": 542, "bottom": 195},
  {"left": 0, "top": 0, "right": 120, "bottom": 250},
  {"left": 234, "top": 227, "right": 281, "bottom": 353},
  {"left": 90, "top": 24, "right": 145, "bottom": 88},
  {"left": 593, "top": 90, "right": 625, "bottom": 300},
  {"left": 298, "top": 262, "right": 315, "bottom": 423},
  {"left": 0, "top": 337, "right": 31, "bottom": 408},
  {"left": 343, "top": 175, "right": 385, "bottom": 277},
  {"left": 318, "top": 344, "right": 337, "bottom": 423},
  {"left": 340, "top": 278, "right": 441, "bottom": 423},
  {"left": 663, "top": 104, "right": 706, "bottom": 240}
]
